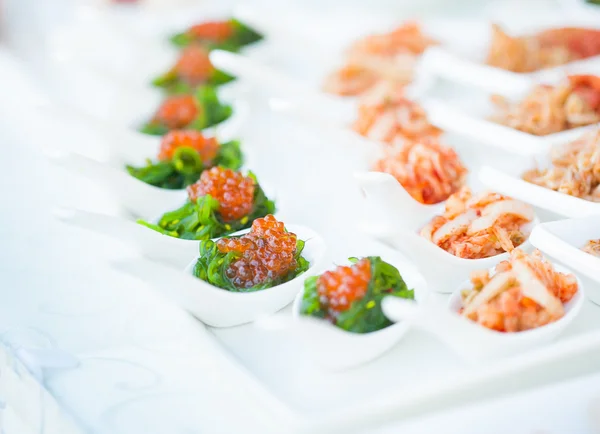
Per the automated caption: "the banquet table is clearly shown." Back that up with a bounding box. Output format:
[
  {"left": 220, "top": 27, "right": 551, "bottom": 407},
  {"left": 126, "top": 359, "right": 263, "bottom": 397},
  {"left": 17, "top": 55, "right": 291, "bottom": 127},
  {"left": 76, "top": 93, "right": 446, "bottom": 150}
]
[{"left": 2, "top": 0, "right": 600, "bottom": 433}]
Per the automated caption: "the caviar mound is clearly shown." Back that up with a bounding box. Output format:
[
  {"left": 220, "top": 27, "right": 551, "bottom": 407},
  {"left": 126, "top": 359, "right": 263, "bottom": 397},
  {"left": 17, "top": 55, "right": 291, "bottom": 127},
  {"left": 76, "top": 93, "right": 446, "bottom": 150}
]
[
  {"left": 189, "top": 21, "right": 235, "bottom": 43},
  {"left": 155, "top": 95, "right": 199, "bottom": 130},
  {"left": 170, "top": 18, "right": 263, "bottom": 51},
  {"left": 158, "top": 130, "right": 219, "bottom": 164},
  {"left": 187, "top": 167, "right": 255, "bottom": 222},
  {"left": 138, "top": 170, "right": 275, "bottom": 241},
  {"left": 193, "top": 215, "right": 310, "bottom": 292},
  {"left": 301, "top": 256, "right": 415, "bottom": 333},
  {"left": 153, "top": 46, "right": 234, "bottom": 93},
  {"left": 141, "top": 87, "right": 233, "bottom": 136},
  {"left": 317, "top": 258, "right": 371, "bottom": 317},
  {"left": 216, "top": 215, "right": 300, "bottom": 289},
  {"left": 126, "top": 129, "right": 242, "bottom": 190}
]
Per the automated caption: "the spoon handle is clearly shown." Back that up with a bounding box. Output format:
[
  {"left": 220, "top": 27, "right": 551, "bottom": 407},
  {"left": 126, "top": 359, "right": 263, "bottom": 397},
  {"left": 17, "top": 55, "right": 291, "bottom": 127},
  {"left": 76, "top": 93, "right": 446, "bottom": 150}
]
[
  {"left": 54, "top": 207, "right": 199, "bottom": 268},
  {"left": 45, "top": 150, "right": 186, "bottom": 218}
]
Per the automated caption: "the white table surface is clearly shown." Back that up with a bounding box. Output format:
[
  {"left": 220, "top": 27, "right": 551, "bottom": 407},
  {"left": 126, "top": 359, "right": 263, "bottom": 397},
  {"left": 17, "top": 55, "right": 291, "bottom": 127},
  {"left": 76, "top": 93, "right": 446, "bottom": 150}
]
[{"left": 2, "top": 0, "right": 600, "bottom": 433}]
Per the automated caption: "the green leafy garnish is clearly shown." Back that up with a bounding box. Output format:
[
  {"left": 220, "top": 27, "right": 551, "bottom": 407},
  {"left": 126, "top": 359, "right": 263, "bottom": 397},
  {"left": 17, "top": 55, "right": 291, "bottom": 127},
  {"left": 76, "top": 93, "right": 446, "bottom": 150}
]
[
  {"left": 192, "top": 236, "right": 309, "bottom": 292},
  {"left": 300, "top": 256, "right": 415, "bottom": 334},
  {"left": 126, "top": 140, "right": 242, "bottom": 189},
  {"left": 140, "top": 86, "right": 232, "bottom": 136},
  {"left": 170, "top": 19, "right": 263, "bottom": 51},
  {"left": 152, "top": 67, "right": 235, "bottom": 95},
  {"left": 586, "top": 0, "right": 600, "bottom": 5},
  {"left": 138, "top": 172, "right": 275, "bottom": 240}
]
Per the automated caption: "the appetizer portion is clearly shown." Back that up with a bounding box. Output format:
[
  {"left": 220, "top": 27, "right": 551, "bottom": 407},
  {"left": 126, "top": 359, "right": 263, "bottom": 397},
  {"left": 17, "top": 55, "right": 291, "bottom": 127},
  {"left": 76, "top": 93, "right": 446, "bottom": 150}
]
[
  {"left": 461, "top": 249, "right": 578, "bottom": 332},
  {"left": 126, "top": 130, "right": 242, "bottom": 189},
  {"left": 170, "top": 18, "right": 263, "bottom": 50},
  {"left": 486, "top": 24, "right": 600, "bottom": 73},
  {"left": 522, "top": 130, "right": 600, "bottom": 202},
  {"left": 140, "top": 167, "right": 275, "bottom": 240},
  {"left": 141, "top": 86, "right": 232, "bottom": 135},
  {"left": 323, "top": 22, "right": 438, "bottom": 97},
  {"left": 420, "top": 187, "right": 534, "bottom": 259},
  {"left": 193, "top": 215, "right": 309, "bottom": 291},
  {"left": 583, "top": 239, "right": 600, "bottom": 256},
  {"left": 352, "top": 82, "right": 442, "bottom": 145},
  {"left": 373, "top": 138, "right": 468, "bottom": 204},
  {"left": 490, "top": 75, "right": 600, "bottom": 135},
  {"left": 300, "top": 256, "right": 414, "bottom": 333},
  {"left": 152, "top": 45, "right": 235, "bottom": 94}
]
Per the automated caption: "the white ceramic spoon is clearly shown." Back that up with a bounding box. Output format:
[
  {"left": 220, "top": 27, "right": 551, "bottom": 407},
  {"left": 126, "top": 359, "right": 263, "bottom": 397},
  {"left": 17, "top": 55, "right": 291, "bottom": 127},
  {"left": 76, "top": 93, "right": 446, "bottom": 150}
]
[
  {"left": 290, "top": 263, "right": 427, "bottom": 371},
  {"left": 256, "top": 254, "right": 428, "bottom": 370},
  {"left": 112, "top": 224, "right": 326, "bottom": 327},
  {"left": 383, "top": 261, "right": 585, "bottom": 361},
  {"left": 46, "top": 150, "right": 188, "bottom": 219},
  {"left": 356, "top": 171, "right": 540, "bottom": 293},
  {"left": 54, "top": 207, "right": 198, "bottom": 268},
  {"left": 479, "top": 165, "right": 600, "bottom": 218},
  {"left": 529, "top": 216, "right": 600, "bottom": 297}
]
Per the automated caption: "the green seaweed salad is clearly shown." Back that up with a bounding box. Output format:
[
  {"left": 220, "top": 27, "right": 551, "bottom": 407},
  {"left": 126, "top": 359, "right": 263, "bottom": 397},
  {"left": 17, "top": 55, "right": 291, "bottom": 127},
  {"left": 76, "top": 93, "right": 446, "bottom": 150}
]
[
  {"left": 126, "top": 140, "right": 242, "bottom": 189},
  {"left": 193, "top": 236, "right": 309, "bottom": 292},
  {"left": 170, "top": 18, "right": 263, "bottom": 51},
  {"left": 139, "top": 172, "right": 275, "bottom": 240},
  {"left": 140, "top": 86, "right": 232, "bottom": 136},
  {"left": 301, "top": 256, "right": 414, "bottom": 333},
  {"left": 152, "top": 67, "right": 234, "bottom": 95},
  {"left": 151, "top": 45, "right": 235, "bottom": 95}
]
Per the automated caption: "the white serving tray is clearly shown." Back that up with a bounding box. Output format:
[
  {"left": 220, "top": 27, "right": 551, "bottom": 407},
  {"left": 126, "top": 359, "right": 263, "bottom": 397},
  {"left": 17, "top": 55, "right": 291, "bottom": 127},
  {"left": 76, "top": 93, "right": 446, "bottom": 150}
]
[{"left": 22, "top": 4, "right": 600, "bottom": 432}]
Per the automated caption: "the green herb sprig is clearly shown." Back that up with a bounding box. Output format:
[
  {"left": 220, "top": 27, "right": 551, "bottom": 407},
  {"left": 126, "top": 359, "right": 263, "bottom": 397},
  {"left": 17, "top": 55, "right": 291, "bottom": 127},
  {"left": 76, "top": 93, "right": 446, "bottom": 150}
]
[
  {"left": 139, "top": 172, "right": 275, "bottom": 240},
  {"left": 300, "top": 256, "right": 415, "bottom": 333},
  {"left": 140, "top": 86, "right": 232, "bottom": 136},
  {"left": 192, "top": 236, "right": 309, "bottom": 292},
  {"left": 170, "top": 19, "right": 263, "bottom": 51},
  {"left": 126, "top": 140, "right": 242, "bottom": 190}
]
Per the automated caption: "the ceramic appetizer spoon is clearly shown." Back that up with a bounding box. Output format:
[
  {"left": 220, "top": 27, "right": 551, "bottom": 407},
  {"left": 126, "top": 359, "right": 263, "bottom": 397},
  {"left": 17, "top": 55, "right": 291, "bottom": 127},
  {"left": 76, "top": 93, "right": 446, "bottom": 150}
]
[
  {"left": 53, "top": 166, "right": 275, "bottom": 268},
  {"left": 529, "top": 216, "right": 600, "bottom": 285},
  {"left": 356, "top": 172, "right": 539, "bottom": 293},
  {"left": 286, "top": 255, "right": 428, "bottom": 370},
  {"left": 383, "top": 259, "right": 584, "bottom": 361},
  {"left": 112, "top": 222, "right": 326, "bottom": 327}
]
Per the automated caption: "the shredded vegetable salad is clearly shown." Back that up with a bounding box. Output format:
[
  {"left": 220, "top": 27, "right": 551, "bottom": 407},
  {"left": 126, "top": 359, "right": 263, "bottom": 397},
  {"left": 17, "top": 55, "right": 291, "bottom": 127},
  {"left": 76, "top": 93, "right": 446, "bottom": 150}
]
[
  {"left": 523, "top": 130, "right": 600, "bottom": 202},
  {"left": 323, "top": 22, "right": 437, "bottom": 97},
  {"left": 373, "top": 138, "right": 467, "bottom": 204},
  {"left": 486, "top": 24, "right": 600, "bottom": 73},
  {"left": 420, "top": 187, "right": 534, "bottom": 259},
  {"left": 461, "top": 250, "right": 578, "bottom": 332},
  {"left": 490, "top": 75, "right": 600, "bottom": 135}
]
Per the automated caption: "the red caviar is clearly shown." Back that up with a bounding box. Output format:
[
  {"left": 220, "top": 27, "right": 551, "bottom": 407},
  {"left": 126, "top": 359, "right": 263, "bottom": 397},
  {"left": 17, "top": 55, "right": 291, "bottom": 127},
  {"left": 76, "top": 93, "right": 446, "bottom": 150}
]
[
  {"left": 174, "top": 45, "right": 215, "bottom": 85},
  {"left": 317, "top": 259, "right": 372, "bottom": 316},
  {"left": 187, "top": 167, "right": 255, "bottom": 222},
  {"left": 188, "top": 21, "right": 234, "bottom": 43},
  {"left": 154, "top": 95, "right": 198, "bottom": 129},
  {"left": 158, "top": 130, "right": 219, "bottom": 163},
  {"left": 217, "top": 215, "right": 298, "bottom": 289}
]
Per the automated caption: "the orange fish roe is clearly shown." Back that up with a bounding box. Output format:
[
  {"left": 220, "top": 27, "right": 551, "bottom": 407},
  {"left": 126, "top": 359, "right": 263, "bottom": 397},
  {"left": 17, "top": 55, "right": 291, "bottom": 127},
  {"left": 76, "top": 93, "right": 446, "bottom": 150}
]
[
  {"left": 188, "top": 21, "right": 234, "bottom": 42},
  {"left": 187, "top": 167, "right": 255, "bottom": 222},
  {"left": 317, "top": 259, "right": 372, "bottom": 317},
  {"left": 174, "top": 45, "right": 215, "bottom": 85},
  {"left": 216, "top": 215, "right": 298, "bottom": 289},
  {"left": 158, "top": 130, "right": 219, "bottom": 163},
  {"left": 154, "top": 95, "right": 198, "bottom": 129}
]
